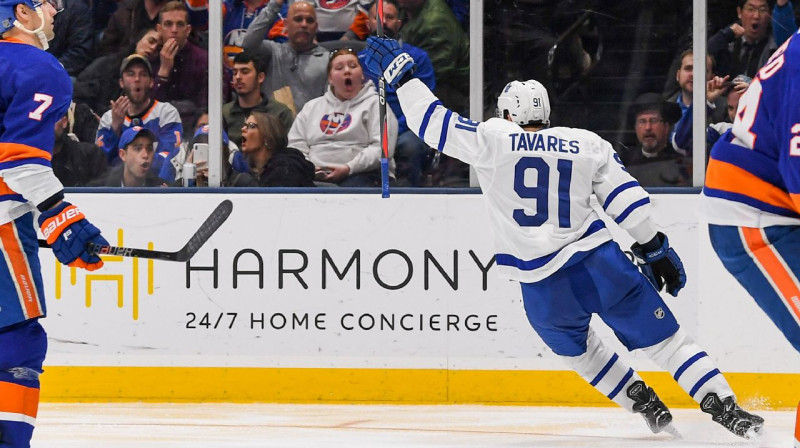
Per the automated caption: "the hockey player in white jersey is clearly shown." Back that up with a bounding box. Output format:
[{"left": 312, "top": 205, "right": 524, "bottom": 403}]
[{"left": 364, "top": 36, "right": 764, "bottom": 439}]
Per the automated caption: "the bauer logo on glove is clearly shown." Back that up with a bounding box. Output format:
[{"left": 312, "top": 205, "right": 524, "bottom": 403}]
[
  {"left": 38, "top": 201, "right": 108, "bottom": 271},
  {"left": 40, "top": 204, "right": 84, "bottom": 243}
]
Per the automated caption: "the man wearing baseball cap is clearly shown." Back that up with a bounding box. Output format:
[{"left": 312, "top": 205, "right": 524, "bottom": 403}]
[
  {"left": 92, "top": 126, "right": 167, "bottom": 187},
  {"left": 620, "top": 92, "right": 690, "bottom": 187},
  {"left": 95, "top": 53, "right": 184, "bottom": 183}
]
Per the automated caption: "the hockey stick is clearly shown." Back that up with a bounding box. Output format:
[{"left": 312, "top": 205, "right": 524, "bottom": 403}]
[
  {"left": 38, "top": 199, "right": 233, "bottom": 262},
  {"left": 376, "top": 0, "right": 390, "bottom": 198}
]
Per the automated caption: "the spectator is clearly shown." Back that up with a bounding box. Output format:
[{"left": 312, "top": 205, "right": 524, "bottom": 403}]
[
  {"left": 47, "top": 0, "right": 93, "bottom": 77},
  {"left": 708, "top": 0, "right": 797, "bottom": 79},
  {"left": 52, "top": 113, "right": 108, "bottom": 187},
  {"left": 223, "top": 51, "right": 294, "bottom": 147},
  {"left": 231, "top": 111, "right": 315, "bottom": 186},
  {"left": 668, "top": 49, "right": 727, "bottom": 128},
  {"left": 183, "top": 0, "right": 289, "bottom": 101},
  {"left": 92, "top": 127, "right": 167, "bottom": 187},
  {"left": 295, "top": 0, "right": 371, "bottom": 42},
  {"left": 74, "top": 27, "right": 161, "bottom": 115},
  {"left": 242, "top": 0, "right": 329, "bottom": 114},
  {"left": 358, "top": 0, "right": 436, "bottom": 187},
  {"left": 95, "top": 54, "right": 184, "bottom": 182},
  {"left": 398, "top": 0, "right": 470, "bottom": 186},
  {"left": 184, "top": 0, "right": 288, "bottom": 47},
  {"left": 444, "top": 0, "right": 467, "bottom": 30},
  {"left": 98, "top": 0, "right": 169, "bottom": 56},
  {"left": 187, "top": 125, "right": 237, "bottom": 186},
  {"left": 66, "top": 101, "right": 102, "bottom": 144},
  {"left": 151, "top": 0, "right": 209, "bottom": 128},
  {"left": 619, "top": 93, "right": 690, "bottom": 187},
  {"left": 397, "top": 0, "right": 468, "bottom": 113},
  {"left": 672, "top": 75, "right": 750, "bottom": 154},
  {"left": 288, "top": 48, "right": 397, "bottom": 186}
]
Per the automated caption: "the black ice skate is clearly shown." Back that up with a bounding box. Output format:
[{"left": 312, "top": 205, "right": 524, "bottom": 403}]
[
  {"left": 700, "top": 393, "right": 764, "bottom": 439},
  {"left": 627, "top": 380, "right": 679, "bottom": 437}
]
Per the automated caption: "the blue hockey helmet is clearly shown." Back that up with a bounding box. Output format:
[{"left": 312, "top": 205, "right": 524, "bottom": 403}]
[{"left": 0, "top": 0, "right": 40, "bottom": 34}]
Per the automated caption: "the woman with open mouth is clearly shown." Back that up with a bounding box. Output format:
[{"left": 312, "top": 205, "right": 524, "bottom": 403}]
[{"left": 287, "top": 47, "right": 398, "bottom": 187}]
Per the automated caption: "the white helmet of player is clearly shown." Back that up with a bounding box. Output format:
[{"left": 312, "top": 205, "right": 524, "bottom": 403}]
[{"left": 496, "top": 79, "right": 551, "bottom": 127}]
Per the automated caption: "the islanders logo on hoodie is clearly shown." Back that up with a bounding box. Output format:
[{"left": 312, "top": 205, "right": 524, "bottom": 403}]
[
  {"left": 318, "top": 0, "right": 350, "bottom": 10},
  {"left": 320, "top": 113, "right": 352, "bottom": 135}
]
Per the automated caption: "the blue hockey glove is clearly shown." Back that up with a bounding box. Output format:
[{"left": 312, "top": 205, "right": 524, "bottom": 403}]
[
  {"left": 631, "top": 232, "right": 686, "bottom": 296},
  {"left": 39, "top": 201, "right": 108, "bottom": 271},
  {"left": 364, "top": 36, "right": 415, "bottom": 87}
]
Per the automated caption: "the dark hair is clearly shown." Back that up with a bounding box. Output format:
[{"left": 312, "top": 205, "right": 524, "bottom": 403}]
[
  {"left": 737, "top": 0, "right": 769, "bottom": 8},
  {"left": 130, "top": 27, "right": 157, "bottom": 53},
  {"left": 249, "top": 111, "right": 288, "bottom": 153},
  {"left": 233, "top": 51, "right": 267, "bottom": 75}
]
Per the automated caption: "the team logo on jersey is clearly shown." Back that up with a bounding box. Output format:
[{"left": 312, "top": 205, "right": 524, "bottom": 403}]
[
  {"left": 654, "top": 307, "right": 665, "bottom": 319},
  {"left": 320, "top": 113, "right": 352, "bottom": 135},
  {"left": 318, "top": 0, "right": 349, "bottom": 10}
]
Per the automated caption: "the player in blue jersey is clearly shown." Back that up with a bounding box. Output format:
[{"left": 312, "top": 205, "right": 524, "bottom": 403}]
[
  {"left": 365, "top": 37, "right": 764, "bottom": 439},
  {"left": 702, "top": 31, "right": 800, "bottom": 356},
  {"left": 0, "top": 0, "right": 108, "bottom": 445}
]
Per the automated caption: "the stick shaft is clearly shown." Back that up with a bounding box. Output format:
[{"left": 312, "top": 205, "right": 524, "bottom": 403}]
[
  {"left": 38, "top": 199, "right": 233, "bottom": 262},
  {"left": 377, "top": 0, "right": 390, "bottom": 198}
]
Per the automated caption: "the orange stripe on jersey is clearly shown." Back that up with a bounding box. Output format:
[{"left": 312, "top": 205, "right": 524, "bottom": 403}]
[
  {"left": 0, "top": 177, "right": 19, "bottom": 196},
  {"left": 139, "top": 101, "right": 159, "bottom": 122},
  {"left": 742, "top": 227, "right": 800, "bottom": 322},
  {"left": 706, "top": 158, "right": 797, "bottom": 213},
  {"left": 0, "top": 143, "right": 52, "bottom": 163},
  {"left": 0, "top": 381, "right": 40, "bottom": 420},
  {"left": 0, "top": 37, "right": 27, "bottom": 45},
  {"left": 792, "top": 193, "right": 800, "bottom": 216},
  {"left": 0, "top": 221, "right": 42, "bottom": 319}
]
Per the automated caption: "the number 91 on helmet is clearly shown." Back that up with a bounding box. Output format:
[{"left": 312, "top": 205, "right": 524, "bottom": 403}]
[{"left": 496, "top": 79, "right": 551, "bottom": 128}]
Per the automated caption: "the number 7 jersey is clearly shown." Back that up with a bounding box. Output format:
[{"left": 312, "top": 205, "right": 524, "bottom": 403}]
[
  {"left": 396, "top": 79, "right": 655, "bottom": 282},
  {"left": 702, "top": 32, "right": 800, "bottom": 227},
  {"left": 0, "top": 38, "right": 72, "bottom": 225}
]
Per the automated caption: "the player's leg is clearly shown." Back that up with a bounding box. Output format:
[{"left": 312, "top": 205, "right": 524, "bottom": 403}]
[
  {"left": 0, "top": 319, "right": 47, "bottom": 448},
  {"left": 520, "top": 243, "right": 673, "bottom": 434},
  {"left": 595, "top": 240, "right": 763, "bottom": 438},
  {"left": 0, "top": 213, "right": 49, "bottom": 447},
  {"left": 708, "top": 224, "right": 800, "bottom": 353}
]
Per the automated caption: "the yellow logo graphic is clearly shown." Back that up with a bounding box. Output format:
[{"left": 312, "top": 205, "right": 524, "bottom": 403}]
[{"left": 54, "top": 229, "right": 155, "bottom": 320}]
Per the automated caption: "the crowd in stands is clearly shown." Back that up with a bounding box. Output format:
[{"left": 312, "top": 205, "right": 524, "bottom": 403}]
[{"left": 45, "top": 0, "right": 800, "bottom": 189}]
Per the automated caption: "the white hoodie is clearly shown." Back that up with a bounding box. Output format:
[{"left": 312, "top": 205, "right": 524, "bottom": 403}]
[{"left": 288, "top": 81, "right": 397, "bottom": 176}]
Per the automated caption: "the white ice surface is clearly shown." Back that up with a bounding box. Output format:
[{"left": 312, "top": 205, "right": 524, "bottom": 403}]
[{"left": 31, "top": 403, "right": 795, "bottom": 448}]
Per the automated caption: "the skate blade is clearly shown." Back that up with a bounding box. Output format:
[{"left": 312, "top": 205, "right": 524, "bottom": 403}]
[
  {"left": 663, "top": 423, "right": 682, "bottom": 440},
  {"left": 744, "top": 425, "right": 763, "bottom": 440}
]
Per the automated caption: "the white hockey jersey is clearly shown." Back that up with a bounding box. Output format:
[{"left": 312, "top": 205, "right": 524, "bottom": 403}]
[{"left": 397, "top": 79, "right": 657, "bottom": 282}]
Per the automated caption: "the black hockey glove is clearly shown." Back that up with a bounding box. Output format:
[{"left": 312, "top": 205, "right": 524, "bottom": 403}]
[{"left": 630, "top": 232, "right": 686, "bottom": 296}]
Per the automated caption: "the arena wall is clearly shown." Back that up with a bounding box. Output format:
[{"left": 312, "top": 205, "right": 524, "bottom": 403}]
[{"left": 39, "top": 192, "right": 800, "bottom": 409}]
